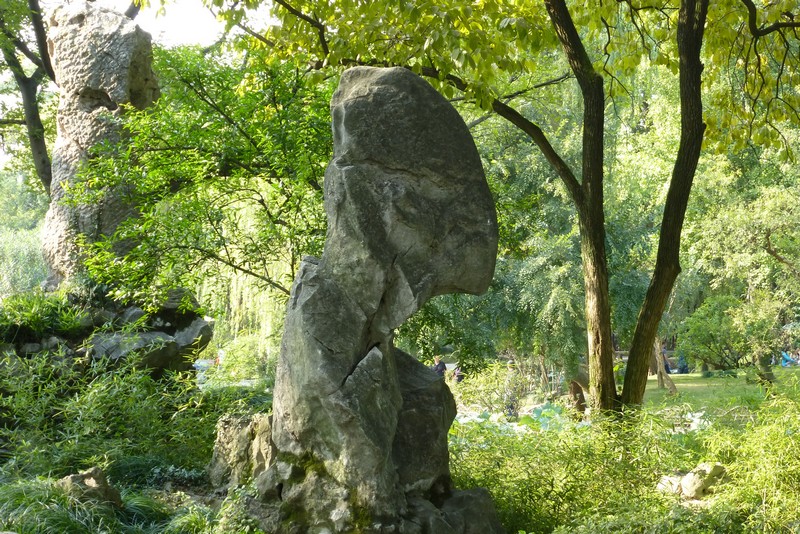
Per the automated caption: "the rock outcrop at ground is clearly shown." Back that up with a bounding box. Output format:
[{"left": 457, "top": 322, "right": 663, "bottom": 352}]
[
  {"left": 41, "top": 1, "right": 159, "bottom": 289},
  {"left": 250, "top": 66, "right": 502, "bottom": 532},
  {"left": 0, "top": 289, "right": 212, "bottom": 377}
]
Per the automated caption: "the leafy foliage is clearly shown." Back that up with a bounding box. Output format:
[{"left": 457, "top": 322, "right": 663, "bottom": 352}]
[
  {"left": 0, "top": 352, "right": 267, "bottom": 479},
  {"left": 677, "top": 295, "right": 746, "bottom": 370},
  {"left": 452, "top": 368, "right": 800, "bottom": 533},
  {"left": 0, "top": 290, "right": 90, "bottom": 343},
  {"left": 74, "top": 46, "right": 332, "bottom": 308},
  {"left": 0, "top": 170, "right": 49, "bottom": 298}
]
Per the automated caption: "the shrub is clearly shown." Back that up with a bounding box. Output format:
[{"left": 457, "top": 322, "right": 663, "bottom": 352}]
[
  {"left": 0, "top": 477, "right": 172, "bottom": 533},
  {"left": 451, "top": 369, "right": 800, "bottom": 533},
  {"left": 204, "top": 333, "right": 277, "bottom": 387},
  {"left": 0, "top": 353, "right": 268, "bottom": 479},
  {"left": 450, "top": 361, "right": 542, "bottom": 416},
  {"left": 449, "top": 411, "right": 697, "bottom": 533},
  {"left": 0, "top": 290, "right": 91, "bottom": 343}
]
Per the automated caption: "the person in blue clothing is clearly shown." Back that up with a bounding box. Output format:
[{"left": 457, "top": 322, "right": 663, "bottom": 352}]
[{"left": 781, "top": 351, "right": 798, "bottom": 367}]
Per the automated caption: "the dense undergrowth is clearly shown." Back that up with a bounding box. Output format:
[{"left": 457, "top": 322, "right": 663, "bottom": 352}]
[
  {"left": 1, "top": 292, "right": 799, "bottom": 532},
  {"left": 449, "top": 371, "right": 800, "bottom": 533},
  {"left": 0, "top": 349, "right": 270, "bottom": 533}
]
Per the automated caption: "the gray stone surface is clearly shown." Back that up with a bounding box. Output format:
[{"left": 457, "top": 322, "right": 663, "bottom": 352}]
[
  {"left": 42, "top": 1, "right": 159, "bottom": 288},
  {"left": 264, "top": 66, "right": 501, "bottom": 532},
  {"left": 89, "top": 331, "right": 178, "bottom": 367},
  {"left": 680, "top": 462, "right": 725, "bottom": 499},
  {"left": 55, "top": 466, "right": 122, "bottom": 508},
  {"left": 208, "top": 413, "right": 274, "bottom": 490},
  {"left": 174, "top": 317, "right": 214, "bottom": 357}
]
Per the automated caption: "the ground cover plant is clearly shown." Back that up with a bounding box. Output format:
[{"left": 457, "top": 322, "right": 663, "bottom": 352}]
[
  {"left": 449, "top": 368, "right": 800, "bottom": 533},
  {"left": 0, "top": 341, "right": 271, "bottom": 533},
  {"left": 0, "top": 296, "right": 798, "bottom": 534}
]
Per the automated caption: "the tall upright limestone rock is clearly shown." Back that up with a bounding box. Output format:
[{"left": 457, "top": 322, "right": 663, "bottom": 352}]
[
  {"left": 261, "top": 66, "right": 503, "bottom": 533},
  {"left": 42, "top": 1, "right": 159, "bottom": 288}
]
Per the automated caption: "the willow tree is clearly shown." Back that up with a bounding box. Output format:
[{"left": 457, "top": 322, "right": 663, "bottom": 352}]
[{"left": 206, "top": 0, "right": 799, "bottom": 410}]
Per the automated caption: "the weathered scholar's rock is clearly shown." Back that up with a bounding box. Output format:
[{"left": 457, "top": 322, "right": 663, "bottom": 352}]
[
  {"left": 42, "top": 1, "right": 159, "bottom": 288},
  {"left": 680, "top": 462, "right": 726, "bottom": 499},
  {"left": 656, "top": 462, "right": 726, "bottom": 500},
  {"left": 260, "top": 66, "right": 501, "bottom": 532}
]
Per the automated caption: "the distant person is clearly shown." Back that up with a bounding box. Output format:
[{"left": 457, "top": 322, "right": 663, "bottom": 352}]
[
  {"left": 677, "top": 353, "right": 690, "bottom": 374},
  {"left": 504, "top": 359, "right": 518, "bottom": 418},
  {"left": 431, "top": 355, "right": 446, "bottom": 377},
  {"left": 781, "top": 351, "right": 798, "bottom": 367},
  {"left": 452, "top": 365, "right": 464, "bottom": 383}
]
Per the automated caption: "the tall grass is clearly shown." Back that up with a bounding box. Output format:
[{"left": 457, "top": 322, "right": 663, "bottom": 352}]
[
  {"left": 450, "top": 371, "right": 800, "bottom": 533},
  {"left": 0, "top": 227, "right": 47, "bottom": 300}
]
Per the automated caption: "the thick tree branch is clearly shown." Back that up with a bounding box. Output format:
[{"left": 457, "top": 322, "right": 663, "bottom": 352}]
[
  {"left": 490, "top": 99, "right": 583, "bottom": 203},
  {"left": 740, "top": 0, "right": 800, "bottom": 37},
  {"left": 27, "top": 0, "right": 55, "bottom": 81},
  {"left": 764, "top": 231, "right": 800, "bottom": 280}
]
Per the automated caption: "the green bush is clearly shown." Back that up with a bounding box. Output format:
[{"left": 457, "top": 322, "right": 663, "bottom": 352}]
[
  {"left": 450, "top": 412, "right": 695, "bottom": 533},
  {"left": 0, "top": 290, "right": 90, "bottom": 343},
  {"left": 0, "top": 476, "right": 173, "bottom": 533},
  {"left": 450, "top": 361, "right": 541, "bottom": 416},
  {"left": 204, "top": 333, "right": 277, "bottom": 387},
  {"left": 452, "top": 370, "right": 800, "bottom": 533},
  {"left": 0, "top": 353, "right": 266, "bottom": 479}
]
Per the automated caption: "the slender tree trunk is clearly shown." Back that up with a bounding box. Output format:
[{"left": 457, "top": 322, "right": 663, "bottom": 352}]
[
  {"left": 569, "top": 380, "right": 587, "bottom": 414},
  {"left": 621, "top": 0, "right": 709, "bottom": 405},
  {"left": 16, "top": 73, "right": 52, "bottom": 194},
  {"left": 756, "top": 353, "right": 776, "bottom": 383},
  {"left": 545, "top": 0, "right": 617, "bottom": 410},
  {"left": 649, "top": 348, "right": 659, "bottom": 377},
  {"left": 655, "top": 339, "right": 678, "bottom": 394},
  {"left": 653, "top": 349, "right": 665, "bottom": 389},
  {"left": 0, "top": 0, "right": 55, "bottom": 195}
]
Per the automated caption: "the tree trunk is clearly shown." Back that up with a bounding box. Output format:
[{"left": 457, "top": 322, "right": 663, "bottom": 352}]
[
  {"left": 569, "top": 380, "right": 587, "bottom": 414},
  {"left": 17, "top": 73, "right": 52, "bottom": 194},
  {"left": 577, "top": 206, "right": 618, "bottom": 410},
  {"left": 0, "top": 0, "right": 55, "bottom": 195},
  {"left": 649, "top": 348, "right": 659, "bottom": 377},
  {"left": 544, "top": 0, "right": 618, "bottom": 411},
  {"left": 756, "top": 353, "right": 776, "bottom": 384},
  {"left": 621, "top": 0, "right": 709, "bottom": 406},
  {"left": 655, "top": 338, "right": 678, "bottom": 395},
  {"left": 653, "top": 349, "right": 665, "bottom": 389}
]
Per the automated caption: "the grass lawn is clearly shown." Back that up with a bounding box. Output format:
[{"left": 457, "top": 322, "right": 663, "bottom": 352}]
[{"left": 641, "top": 368, "right": 800, "bottom": 412}]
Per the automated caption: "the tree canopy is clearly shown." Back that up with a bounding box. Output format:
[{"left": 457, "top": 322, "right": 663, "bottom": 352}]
[{"left": 74, "top": 47, "right": 332, "bottom": 308}]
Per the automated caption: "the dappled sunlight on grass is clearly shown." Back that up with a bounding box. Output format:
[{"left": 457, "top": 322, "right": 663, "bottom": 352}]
[{"left": 643, "top": 367, "right": 800, "bottom": 413}]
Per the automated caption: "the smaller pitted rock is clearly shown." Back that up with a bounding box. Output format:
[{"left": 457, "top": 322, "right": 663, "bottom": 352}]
[{"left": 56, "top": 467, "right": 122, "bottom": 508}]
